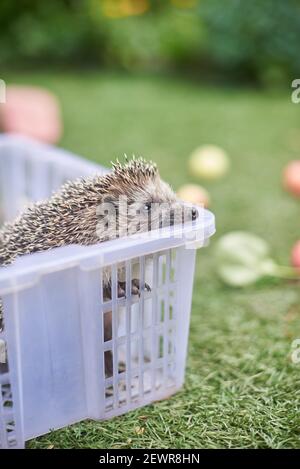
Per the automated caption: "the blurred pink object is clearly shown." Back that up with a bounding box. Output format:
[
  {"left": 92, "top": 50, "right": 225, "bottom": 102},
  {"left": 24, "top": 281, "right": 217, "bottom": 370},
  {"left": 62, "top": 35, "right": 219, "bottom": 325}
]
[
  {"left": 291, "top": 240, "right": 300, "bottom": 270},
  {"left": 0, "top": 85, "right": 62, "bottom": 143}
]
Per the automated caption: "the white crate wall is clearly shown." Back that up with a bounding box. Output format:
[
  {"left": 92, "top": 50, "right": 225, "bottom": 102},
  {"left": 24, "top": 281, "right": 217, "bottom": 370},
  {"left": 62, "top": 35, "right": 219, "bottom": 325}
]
[
  {"left": 0, "top": 134, "right": 103, "bottom": 223},
  {"left": 0, "top": 135, "right": 215, "bottom": 448}
]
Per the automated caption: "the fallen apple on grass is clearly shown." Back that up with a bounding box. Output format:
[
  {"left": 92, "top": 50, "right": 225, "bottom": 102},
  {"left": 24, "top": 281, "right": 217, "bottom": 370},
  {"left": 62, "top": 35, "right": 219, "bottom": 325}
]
[
  {"left": 283, "top": 160, "right": 300, "bottom": 197},
  {"left": 189, "top": 145, "right": 230, "bottom": 181},
  {"left": 291, "top": 240, "right": 300, "bottom": 271},
  {"left": 177, "top": 183, "right": 210, "bottom": 208}
]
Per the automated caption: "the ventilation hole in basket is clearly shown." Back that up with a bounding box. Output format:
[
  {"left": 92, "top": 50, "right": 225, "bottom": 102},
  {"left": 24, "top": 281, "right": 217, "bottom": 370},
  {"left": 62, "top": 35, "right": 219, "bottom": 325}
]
[
  {"left": 1, "top": 383, "right": 13, "bottom": 408},
  {"left": 131, "top": 258, "right": 140, "bottom": 292},
  {"left": 130, "top": 304, "right": 139, "bottom": 333},
  {"left": 169, "top": 303, "right": 174, "bottom": 320},
  {"left": 173, "top": 340, "right": 176, "bottom": 356},
  {"left": 130, "top": 375, "right": 140, "bottom": 402},
  {"left": 102, "top": 268, "right": 112, "bottom": 302},
  {"left": 3, "top": 395, "right": 13, "bottom": 409},
  {"left": 103, "top": 311, "right": 112, "bottom": 342},
  {"left": 104, "top": 350, "right": 113, "bottom": 378},
  {"left": 105, "top": 401, "right": 113, "bottom": 412},
  {"left": 117, "top": 306, "right": 126, "bottom": 338},
  {"left": 118, "top": 380, "right": 127, "bottom": 406},
  {"left": 158, "top": 255, "right": 167, "bottom": 284},
  {"left": 167, "top": 363, "right": 176, "bottom": 387},
  {"left": 130, "top": 339, "right": 139, "bottom": 371},
  {"left": 118, "top": 344, "right": 126, "bottom": 374},
  {"left": 117, "top": 265, "right": 126, "bottom": 299},
  {"left": 0, "top": 313, "right": 8, "bottom": 380},
  {"left": 143, "top": 336, "right": 151, "bottom": 363},
  {"left": 158, "top": 335, "right": 164, "bottom": 359},
  {"left": 1, "top": 383, "right": 12, "bottom": 397},
  {"left": 144, "top": 254, "right": 154, "bottom": 286},
  {"left": 110, "top": 264, "right": 118, "bottom": 300},
  {"left": 152, "top": 254, "right": 159, "bottom": 289},
  {"left": 8, "top": 438, "right": 18, "bottom": 448},
  {"left": 168, "top": 331, "right": 175, "bottom": 356},
  {"left": 0, "top": 301, "right": 5, "bottom": 333},
  {"left": 6, "top": 420, "right": 15, "bottom": 432},
  {"left": 143, "top": 298, "right": 152, "bottom": 329},
  {"left": 160, "top": 300, "right": 165, "bottom": 322},
  {"left": 170, "top": 249, "right": 177, "bottom": 282},
  {"left": 105, "top": 386, "right": 114, "bottom": 410},
  {"left": 143, "top": 371, "right": 152, "bottom": 394},
  {"left": 155, "top": 368, "right": 163, "bottom": 390},
  {"left": 6, "top": 420, "right": 17, "bottom": 447},
  {"left": 170, "top": 267, "right": 175, "bottom": 283},
  {"left": 0, "top": 356, "right": 9, "bottom": 375},
  {"left": 0, "top": 335, "right": 7, "bottom": 362}
]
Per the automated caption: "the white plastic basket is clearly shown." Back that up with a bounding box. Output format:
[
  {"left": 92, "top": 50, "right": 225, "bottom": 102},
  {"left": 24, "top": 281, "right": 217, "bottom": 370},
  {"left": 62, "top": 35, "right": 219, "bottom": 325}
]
[{"left": 0, "top": 135, "right": 215, "bottom": 449}]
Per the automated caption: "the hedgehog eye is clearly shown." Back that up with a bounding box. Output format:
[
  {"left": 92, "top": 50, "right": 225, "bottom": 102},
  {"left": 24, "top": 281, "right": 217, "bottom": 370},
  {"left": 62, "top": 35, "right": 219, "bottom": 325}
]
[{"left": 144, "top": 202, "right": 152, "bottom": 212}]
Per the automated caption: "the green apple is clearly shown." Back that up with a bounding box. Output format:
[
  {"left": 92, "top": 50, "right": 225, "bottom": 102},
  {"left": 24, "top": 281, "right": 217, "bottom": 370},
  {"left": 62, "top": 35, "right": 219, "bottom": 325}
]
[{"left": 189, "top": 145, "right": 230, "bottom": 180}]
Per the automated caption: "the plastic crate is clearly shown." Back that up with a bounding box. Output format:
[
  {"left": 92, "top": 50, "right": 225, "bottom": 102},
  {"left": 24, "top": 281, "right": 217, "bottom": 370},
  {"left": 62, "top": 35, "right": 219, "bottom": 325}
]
[{"left": 0, "top": 135, "right": 215, "bottom": 448}]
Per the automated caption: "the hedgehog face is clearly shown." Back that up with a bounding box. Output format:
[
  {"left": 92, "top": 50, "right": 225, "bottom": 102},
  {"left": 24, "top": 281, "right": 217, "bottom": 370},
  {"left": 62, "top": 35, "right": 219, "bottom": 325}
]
[
  {"left": 95, "top": 156, "right": 200, "bottom": 241},
  {"left": 108, "top": 175, "right": 198, "bottom": 238}
]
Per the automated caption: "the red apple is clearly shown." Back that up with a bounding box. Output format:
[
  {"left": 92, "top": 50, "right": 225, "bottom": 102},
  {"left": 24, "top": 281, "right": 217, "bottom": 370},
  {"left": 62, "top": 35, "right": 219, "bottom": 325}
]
[
  {"left": 283, "top": 160, "right": 300, "bottom": 197},
  {"left": 291, "top": 240, "right": 300, "bottom": 270}
]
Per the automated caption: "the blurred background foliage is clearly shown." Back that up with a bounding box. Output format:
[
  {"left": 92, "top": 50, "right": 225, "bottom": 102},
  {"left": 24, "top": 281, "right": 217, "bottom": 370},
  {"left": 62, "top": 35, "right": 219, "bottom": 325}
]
[{"left": 0, "top": 0, "right": 299, "bottom": 86}]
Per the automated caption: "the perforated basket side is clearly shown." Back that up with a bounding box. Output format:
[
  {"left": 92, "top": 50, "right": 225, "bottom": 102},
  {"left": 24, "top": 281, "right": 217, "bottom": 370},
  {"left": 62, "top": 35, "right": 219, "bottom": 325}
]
[
  {"left": 0, "top": 298, "right": 25, "bottom": 449},
  {"left": 80, "top": 247, "right": 193, "bottom": 421},
  {"left": 0, "top": 244, "right": 197, "bottom": 443}
]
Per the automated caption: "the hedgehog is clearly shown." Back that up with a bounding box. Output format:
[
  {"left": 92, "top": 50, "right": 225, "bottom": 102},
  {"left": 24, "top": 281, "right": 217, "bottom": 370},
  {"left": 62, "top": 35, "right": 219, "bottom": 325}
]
[
  {"left": 0, "top": 157, "right": 197, "bottom": 373},
  {"left": 0, "top": 157, "right": 197, "bottom": 267}
]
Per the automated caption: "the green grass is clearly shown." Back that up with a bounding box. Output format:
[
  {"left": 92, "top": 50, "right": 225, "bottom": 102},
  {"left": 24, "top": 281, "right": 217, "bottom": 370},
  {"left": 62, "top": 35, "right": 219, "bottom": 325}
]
[{"left": 5, "top": 71, "right": 300, "bottom": 448}]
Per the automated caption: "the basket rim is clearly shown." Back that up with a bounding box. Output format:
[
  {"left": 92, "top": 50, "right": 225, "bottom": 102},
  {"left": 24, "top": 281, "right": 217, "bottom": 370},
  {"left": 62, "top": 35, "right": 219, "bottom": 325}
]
[{"left": 0, "top": 209, "right": 215, "bottom": 293}]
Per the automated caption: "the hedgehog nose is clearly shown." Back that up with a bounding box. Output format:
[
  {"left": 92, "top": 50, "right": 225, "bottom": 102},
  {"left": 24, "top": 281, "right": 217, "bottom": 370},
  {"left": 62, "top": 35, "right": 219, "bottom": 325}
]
[{"left": 192, "top": 207, "right": 198, "bottom": 221}]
